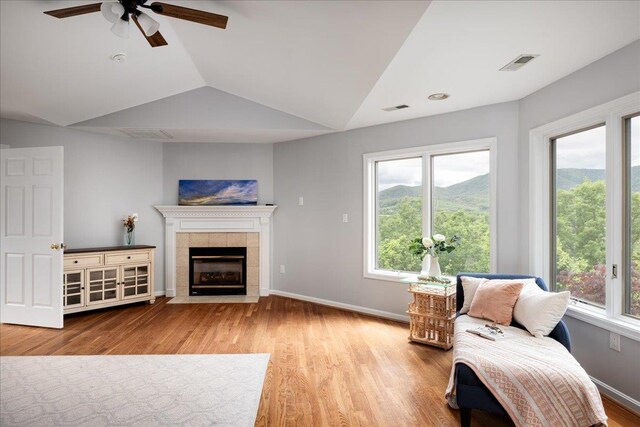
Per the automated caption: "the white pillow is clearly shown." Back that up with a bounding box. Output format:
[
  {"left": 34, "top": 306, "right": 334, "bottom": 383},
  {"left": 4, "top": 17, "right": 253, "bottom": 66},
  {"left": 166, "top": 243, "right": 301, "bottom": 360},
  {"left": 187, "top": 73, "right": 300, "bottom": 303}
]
[
  {"left": 459, "top": 276, "right": 486, "bottom": 313},
  {"left": 460, "top": 277, "right": 536, "bottom": 314},
  {"left": 513, "top": 282, "right": 570, "bottom": 338}
]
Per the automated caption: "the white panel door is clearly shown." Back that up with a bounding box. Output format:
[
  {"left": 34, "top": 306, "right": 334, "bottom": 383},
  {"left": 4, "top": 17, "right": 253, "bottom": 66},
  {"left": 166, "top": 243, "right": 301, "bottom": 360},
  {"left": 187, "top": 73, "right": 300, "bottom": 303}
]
[{"left": 1, "top": 147, "right": 64, "bottom": 328}]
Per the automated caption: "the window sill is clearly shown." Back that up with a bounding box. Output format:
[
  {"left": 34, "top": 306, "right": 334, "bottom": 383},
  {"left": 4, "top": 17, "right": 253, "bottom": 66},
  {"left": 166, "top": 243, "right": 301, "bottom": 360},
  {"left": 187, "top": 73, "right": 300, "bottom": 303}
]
[
  {"left": 364, "top": 270, "right": 413, "bottom": 283},
  {"left": 565, "top": 304, "right": 640, "bottom": 342}
]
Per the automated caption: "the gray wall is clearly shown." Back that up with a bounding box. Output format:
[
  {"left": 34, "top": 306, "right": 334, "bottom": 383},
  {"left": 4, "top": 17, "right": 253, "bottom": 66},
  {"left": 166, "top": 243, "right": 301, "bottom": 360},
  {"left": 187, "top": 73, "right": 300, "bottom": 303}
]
[
  {"left": 0, "top": 120, "right": 277, "bottom": 294},
  {"left": 518, "top": 40, "right": 640, "bottom": 405},
  {"left": 162, "top": 143, "right": 274, "bottom": 204},
  {"left": 273, "top": 101, "right": 520, "bottom": 317},
  {"left": 0, "top": 119, "right": 166, "bottom": 292}
]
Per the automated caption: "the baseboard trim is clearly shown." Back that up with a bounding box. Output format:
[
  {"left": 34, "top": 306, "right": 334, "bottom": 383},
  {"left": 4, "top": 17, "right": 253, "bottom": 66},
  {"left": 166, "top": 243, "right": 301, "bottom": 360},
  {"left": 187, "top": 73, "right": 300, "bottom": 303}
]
[
  {"left": 269, "top": 289, "right": 409, "bottom": 323},
  {"left": 590, "top": 375, "right": 640, "bottom": 415}
]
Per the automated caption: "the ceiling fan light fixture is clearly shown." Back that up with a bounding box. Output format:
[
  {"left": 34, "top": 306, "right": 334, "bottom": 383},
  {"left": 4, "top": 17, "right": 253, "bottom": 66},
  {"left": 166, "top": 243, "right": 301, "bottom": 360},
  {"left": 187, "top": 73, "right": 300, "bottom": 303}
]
[
  {"left": 111, "top": 15, "right": 130, "bottom": 39},
  {"left": 136, "top": 11, "right": 160, "bottom": 36},
  {"left": 100, "top": 1, "right": 125, "bottom": 24}
]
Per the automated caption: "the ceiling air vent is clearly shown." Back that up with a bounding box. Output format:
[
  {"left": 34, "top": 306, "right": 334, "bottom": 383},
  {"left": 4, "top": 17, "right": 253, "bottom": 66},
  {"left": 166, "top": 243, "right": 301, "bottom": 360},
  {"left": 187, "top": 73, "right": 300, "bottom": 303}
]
[
  {"left": 500, "top": 54, "right": 539, "bottom": 71},
  {"left": 119, "top": 129, "right": 173, "bottom": 140},
  {"left": 382, "top": 104, "right": 410, "bottom": 112}
]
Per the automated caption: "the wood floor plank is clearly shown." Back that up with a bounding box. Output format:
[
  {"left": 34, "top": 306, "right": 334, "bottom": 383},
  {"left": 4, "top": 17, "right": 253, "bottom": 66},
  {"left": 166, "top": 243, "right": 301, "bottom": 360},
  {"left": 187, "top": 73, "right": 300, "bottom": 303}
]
[{"left": 1, "top": 295, "right": 637, "bottom": 426}]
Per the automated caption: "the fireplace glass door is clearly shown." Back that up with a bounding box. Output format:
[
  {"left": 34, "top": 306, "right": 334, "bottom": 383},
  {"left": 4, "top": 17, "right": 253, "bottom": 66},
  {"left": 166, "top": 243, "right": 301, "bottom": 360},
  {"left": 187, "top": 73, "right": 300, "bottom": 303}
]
[{"left": 189, "top": 247, "right": 247, "bottom": 295}]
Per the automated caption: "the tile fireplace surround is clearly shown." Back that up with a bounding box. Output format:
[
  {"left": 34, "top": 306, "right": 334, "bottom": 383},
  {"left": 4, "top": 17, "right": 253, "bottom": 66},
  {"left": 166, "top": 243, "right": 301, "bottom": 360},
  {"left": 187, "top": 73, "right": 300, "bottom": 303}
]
[{"left": 154, "top": 205, "right": 277, "bottom": 297}]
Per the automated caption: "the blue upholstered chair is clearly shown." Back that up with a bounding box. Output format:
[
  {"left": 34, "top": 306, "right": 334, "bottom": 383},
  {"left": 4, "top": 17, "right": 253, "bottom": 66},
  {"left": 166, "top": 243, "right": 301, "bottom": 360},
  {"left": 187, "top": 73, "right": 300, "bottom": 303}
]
[{"left": 454, "top": 273, "right": 572, "bottom": 427}]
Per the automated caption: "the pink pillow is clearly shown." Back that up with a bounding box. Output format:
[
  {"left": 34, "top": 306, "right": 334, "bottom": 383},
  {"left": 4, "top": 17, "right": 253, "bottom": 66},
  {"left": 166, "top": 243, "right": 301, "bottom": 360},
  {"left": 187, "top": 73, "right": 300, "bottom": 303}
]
[{"left": 468, "top": 280, "right": 524, "bottom": 326}]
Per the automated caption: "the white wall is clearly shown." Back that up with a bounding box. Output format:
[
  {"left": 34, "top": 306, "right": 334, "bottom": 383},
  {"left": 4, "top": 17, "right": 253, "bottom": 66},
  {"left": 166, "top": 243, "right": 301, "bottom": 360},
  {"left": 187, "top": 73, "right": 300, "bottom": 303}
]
[
  {"left": 518, "top": 40, "right": 640, "bottom": 407},
  {"left": 0, "top": 119, "right": 166, "bottom": 292},
  {"left": 162, "top": 142, "right": 274, "bottom": 204},
  {"left": 273, "top": 101, "right": 520, "bottom": 317}
]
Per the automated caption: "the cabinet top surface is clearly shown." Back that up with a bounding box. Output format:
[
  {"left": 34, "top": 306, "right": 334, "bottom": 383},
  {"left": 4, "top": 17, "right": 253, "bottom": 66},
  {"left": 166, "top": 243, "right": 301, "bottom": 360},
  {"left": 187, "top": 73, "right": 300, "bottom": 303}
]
[{"left": 64, "top": 245, "right": 156, "bottom": 254}]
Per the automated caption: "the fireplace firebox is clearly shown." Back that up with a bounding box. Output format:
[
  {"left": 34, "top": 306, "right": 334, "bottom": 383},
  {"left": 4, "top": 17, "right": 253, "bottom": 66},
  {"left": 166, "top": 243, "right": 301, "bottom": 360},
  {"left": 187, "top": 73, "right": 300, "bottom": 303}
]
[{"left": 189, "top": 247, "right": 247, "bottom": 296}]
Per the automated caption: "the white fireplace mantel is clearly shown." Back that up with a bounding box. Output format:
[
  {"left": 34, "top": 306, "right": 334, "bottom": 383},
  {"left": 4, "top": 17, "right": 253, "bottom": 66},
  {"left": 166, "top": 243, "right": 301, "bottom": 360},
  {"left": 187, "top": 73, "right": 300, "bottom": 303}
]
[{"left": 155, "top": 205, "right": 277, "bottom": 297}]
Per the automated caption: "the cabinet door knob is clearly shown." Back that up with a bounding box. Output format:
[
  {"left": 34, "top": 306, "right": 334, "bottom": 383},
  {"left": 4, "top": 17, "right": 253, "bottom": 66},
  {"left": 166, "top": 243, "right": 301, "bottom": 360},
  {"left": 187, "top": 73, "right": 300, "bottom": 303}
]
[
  {"left": 74, "top": 260, "right": 78, "bottom": 264},
  {"left": 127, "top": 256, "right": 131, "bottom": 259}
]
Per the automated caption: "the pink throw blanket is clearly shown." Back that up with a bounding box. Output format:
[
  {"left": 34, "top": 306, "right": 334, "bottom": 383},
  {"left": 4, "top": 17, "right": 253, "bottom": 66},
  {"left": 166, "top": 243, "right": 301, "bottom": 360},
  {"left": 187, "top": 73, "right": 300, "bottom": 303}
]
[{"left": 446, "top": 315, "right": 607, "bottom": 427}]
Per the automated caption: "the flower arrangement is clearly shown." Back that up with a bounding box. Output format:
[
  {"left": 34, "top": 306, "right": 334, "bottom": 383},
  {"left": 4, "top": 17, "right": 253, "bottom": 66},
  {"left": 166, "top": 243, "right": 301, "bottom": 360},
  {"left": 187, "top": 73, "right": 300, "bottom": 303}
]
[
  {"left": 409, "top": 233, "right": 460, "bottom": 260},
  {"left": 122, "top": 215, "right": 136, "bottom": 233},
  {"left": 122, "top": 214, "right": 137, "bottom": 246}
]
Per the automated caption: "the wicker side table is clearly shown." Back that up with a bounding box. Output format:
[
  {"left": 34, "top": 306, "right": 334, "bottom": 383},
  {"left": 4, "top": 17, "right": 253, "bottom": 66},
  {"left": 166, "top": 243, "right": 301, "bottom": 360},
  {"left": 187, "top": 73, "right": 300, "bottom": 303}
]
[{"left": 406, "top": 278, "right": 456, "bottom": 350}]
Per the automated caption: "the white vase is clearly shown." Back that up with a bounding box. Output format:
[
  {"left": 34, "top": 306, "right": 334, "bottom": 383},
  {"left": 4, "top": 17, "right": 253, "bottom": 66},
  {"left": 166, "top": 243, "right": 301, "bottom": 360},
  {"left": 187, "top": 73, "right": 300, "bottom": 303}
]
[
  {"left": 428, "top": 256, "right": 441, "bottom": 278},
  {"left": 420, "top": 256, "right": 430, "bottom": 276}
]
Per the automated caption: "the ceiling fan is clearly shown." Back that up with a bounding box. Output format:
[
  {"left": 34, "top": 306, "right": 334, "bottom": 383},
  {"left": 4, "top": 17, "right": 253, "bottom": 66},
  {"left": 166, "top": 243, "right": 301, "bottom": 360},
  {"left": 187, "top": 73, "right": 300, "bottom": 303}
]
[{"left": 43, "top": 1, "right": 228, "bottom": 47}]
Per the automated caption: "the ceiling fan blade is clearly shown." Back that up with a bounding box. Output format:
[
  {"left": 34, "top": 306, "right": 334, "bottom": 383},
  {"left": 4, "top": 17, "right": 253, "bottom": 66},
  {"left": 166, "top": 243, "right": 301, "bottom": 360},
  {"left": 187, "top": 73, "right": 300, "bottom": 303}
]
[
  {"left": 150, "top": 2, "right": 228, "bottom": 29},
  {"left": 43, "top": 3, "right": 102, "bottom": 19},
  {"left": 132, "top": 15, "right": 168, "bottom": 48}
]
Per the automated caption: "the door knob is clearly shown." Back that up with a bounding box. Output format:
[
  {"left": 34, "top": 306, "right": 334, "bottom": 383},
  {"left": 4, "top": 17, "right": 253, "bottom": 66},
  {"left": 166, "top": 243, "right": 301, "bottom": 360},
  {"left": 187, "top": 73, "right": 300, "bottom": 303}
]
[{"left": 50, "top": 243, "right": 60, "bottom": 250}]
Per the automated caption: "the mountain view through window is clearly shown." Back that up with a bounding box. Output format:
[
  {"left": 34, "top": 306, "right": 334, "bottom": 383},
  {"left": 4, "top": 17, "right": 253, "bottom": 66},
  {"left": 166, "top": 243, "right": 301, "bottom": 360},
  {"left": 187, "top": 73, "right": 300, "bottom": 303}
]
[
  {"left": 553, "top": 126, "right": 607, "bottom": 307},
  {"left": 375, "top": 151, "right": 490, "bottom": 275}
]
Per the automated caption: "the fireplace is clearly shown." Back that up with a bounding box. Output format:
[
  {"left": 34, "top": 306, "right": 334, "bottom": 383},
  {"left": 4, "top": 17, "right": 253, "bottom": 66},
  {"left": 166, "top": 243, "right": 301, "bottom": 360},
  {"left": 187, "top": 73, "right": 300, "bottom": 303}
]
[
  {"left": 189, "top": 247, "right": 247, "bottom": 296},
  {"left": 155, "top": 205, "right": 276, "bottom": 297}
]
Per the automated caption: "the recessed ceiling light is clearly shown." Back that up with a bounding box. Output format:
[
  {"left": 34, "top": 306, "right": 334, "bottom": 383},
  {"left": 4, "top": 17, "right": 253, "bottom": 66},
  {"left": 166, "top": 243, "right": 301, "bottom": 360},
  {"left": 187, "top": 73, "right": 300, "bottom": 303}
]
[
  {"left": 111, "top": 53, "right": 127, "bottom": 63},
  {"left": 428, "top": 93, "right": 449, "bottom": 101}
]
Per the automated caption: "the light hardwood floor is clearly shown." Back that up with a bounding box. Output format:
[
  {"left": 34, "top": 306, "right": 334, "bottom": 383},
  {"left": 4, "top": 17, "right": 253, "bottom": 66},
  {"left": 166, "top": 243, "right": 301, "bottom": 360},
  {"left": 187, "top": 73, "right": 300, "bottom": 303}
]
[{"left": 1, "top": 296, "right": 638, "bottom": 426}]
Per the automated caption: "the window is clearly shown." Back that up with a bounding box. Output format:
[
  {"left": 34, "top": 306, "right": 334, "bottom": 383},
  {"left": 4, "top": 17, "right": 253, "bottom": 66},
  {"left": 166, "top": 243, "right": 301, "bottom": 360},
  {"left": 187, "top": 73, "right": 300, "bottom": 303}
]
[
  {"left": 433, "top": 151, "right": 491, "bottom": 274},
  {"left": 530, "top": 91, "right": 640, "bottom": 339},
  {"left": 364, "top": 138, "right": 496, "bottom": 281},
  {"left": 624, "top": 114, "right": 640, "bottom": 318},
  {"left": 375, "top": 157, "right": 422, "bottom": 273},
  {"left": 551, "top": 125, "right": 606, "bottom": 307}
]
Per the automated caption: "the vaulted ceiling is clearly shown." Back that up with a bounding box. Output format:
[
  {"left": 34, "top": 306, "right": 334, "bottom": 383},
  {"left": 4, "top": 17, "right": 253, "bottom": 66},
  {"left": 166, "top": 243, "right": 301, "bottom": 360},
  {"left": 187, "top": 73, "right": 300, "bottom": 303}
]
[{"left": 1, "top": 1, "right": 639, "bottom": 143}]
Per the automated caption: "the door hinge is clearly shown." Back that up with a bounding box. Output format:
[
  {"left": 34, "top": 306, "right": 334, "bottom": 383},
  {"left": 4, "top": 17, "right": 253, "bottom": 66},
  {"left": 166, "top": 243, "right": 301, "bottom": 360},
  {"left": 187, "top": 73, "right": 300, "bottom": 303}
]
[{"left": 612, "top": 264, "right": 618, "bottom": 279}]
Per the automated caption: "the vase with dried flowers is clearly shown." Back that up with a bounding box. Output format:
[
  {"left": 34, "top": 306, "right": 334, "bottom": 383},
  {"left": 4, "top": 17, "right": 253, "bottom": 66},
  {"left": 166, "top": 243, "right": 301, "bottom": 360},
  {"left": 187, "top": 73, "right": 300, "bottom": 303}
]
[{"left": 122, "top": 214, "right": 136, "bottom": 246}]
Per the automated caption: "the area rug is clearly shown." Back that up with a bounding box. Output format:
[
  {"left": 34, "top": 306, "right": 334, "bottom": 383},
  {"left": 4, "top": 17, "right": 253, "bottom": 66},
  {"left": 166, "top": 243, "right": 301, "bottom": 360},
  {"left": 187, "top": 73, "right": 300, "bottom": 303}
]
[
  {"left": 1, "top": 354, "right": 269, "bottom": 426},
  {"left": 167, "top": 296, "right": 259, "bottom": 304}
]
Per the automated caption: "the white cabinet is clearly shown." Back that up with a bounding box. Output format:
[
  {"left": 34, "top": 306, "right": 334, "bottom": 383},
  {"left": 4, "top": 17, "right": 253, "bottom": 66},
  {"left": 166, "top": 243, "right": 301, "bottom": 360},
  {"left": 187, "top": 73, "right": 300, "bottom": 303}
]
[
  {"left": 63, "top": 270, "right": 84, "bottom": 309},
  {"left": 121, "top": 264, "right": 151, "bottom": 300},
  {"left": 86, "top": 266, "right": 119, "bottom": 306},
  {"left": 63, "top": 246, "right": 155, "bottom": 314}
]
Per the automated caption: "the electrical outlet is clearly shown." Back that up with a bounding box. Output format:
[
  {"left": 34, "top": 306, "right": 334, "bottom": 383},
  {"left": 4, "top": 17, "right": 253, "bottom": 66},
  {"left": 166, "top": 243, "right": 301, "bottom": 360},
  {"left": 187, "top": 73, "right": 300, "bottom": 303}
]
[
  {"left": 609, "top": 332, "right": 621, "bottom": 352},
  {"left": 298, "top": 197, "right": 304, "bottom": 206},
  {"left": 279, "top": 265, "right": 285, "bottom": 274},
  {"left": 342, "top": 213, "right": 348, "bottom": 223}
]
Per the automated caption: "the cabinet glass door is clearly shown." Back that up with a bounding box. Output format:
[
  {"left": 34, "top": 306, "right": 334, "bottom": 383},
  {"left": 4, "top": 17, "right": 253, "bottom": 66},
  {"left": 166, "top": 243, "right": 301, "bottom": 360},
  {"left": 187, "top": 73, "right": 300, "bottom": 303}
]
[
  {"left": 87, "top": 267, "right": 119, "bottom": 305},
  {"left": 63, "top": 270, "right": 84, "bottom": 308},
  {"left": 121, "top": 264, "right": 150, "bottom": 299}
]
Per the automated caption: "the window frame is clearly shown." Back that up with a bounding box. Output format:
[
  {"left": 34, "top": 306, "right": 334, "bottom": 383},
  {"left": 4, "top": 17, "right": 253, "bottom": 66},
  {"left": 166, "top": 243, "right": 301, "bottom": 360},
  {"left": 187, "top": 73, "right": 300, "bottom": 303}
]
[
  {"left": 363, "top": 137, "right": 497, "bottom": 283},
  {"left": 529, "top": 91, "right": 640, "bottom": 341},
  {"left": 623, "top": 113, "right": 640, "bottom": 319}
]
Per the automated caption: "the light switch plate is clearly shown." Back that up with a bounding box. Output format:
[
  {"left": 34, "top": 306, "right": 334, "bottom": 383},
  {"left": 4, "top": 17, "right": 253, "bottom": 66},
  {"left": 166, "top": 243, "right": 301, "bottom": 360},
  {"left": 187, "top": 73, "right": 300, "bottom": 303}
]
[
  {"left": 279, "top": 265, "right": 285, "bottom": 274},
  {"left": 298, "top": 197, "right": 304, "bottom": 206}
]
